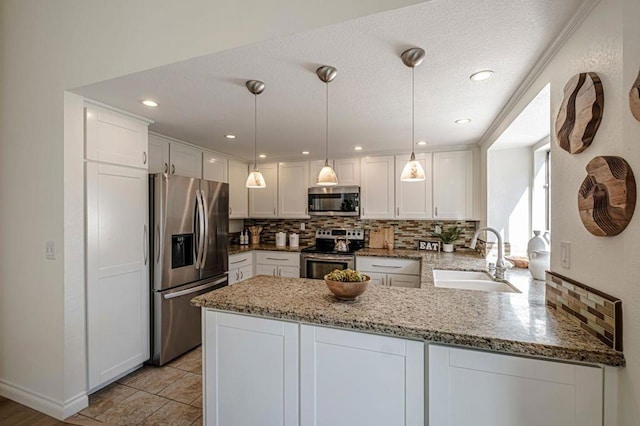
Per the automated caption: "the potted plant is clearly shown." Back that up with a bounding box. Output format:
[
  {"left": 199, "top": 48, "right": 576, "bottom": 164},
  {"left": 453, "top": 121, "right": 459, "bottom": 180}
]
[{"left": 433, "top": 226, "right": 464, "bottom": 252}]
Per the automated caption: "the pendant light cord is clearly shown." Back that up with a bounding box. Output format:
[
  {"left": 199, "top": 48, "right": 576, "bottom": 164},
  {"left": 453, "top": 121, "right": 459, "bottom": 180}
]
[
  {"left": 254, "top": 94, "right": 258, "bottom": 171},
  {"left": 325, "top": 82, "right": 329, "bottom": 166},
  {"left": 411, "top": 66, "right": 415, "bottom": 156}
]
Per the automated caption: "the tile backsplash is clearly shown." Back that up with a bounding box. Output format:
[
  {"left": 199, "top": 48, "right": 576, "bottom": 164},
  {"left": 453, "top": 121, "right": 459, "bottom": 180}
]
[{"left": 235, "top": 217, "right": 478, "bottom": 250}]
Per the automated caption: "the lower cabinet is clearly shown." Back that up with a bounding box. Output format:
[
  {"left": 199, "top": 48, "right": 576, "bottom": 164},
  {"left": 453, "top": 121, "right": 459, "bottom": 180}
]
[
  {"left": 300, "top": 325, "right": 424, "bottom": 426},
  {"left": 203, "top": 311, "right": 299, "bottom": 426},
  {"left": 256, "top": 251, "right": 300, "bottom": 278},
  {"left": 429, "top": 345, "right": 604, "bottom": 426},
  {"left": 228, "top": 252, "right": 253, "bottom": 285},
  {"left": 356, "top": 256, "right": 421, "bottom": 288}
]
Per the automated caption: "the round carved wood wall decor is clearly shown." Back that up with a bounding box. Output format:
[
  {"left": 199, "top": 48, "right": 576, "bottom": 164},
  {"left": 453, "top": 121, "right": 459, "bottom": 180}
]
[
  {"left": 630, "top": 69, "right": 640, "bottom": 122},
  {"left": 578, "top": 156, "right": 636, "bottom": 237},
  {"left": 556, "top": 72, "right": 604, "bottom": 154}
]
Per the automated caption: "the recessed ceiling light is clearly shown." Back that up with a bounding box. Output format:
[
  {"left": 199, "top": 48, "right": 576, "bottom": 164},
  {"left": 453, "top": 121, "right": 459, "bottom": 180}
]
[
  {"left": 301, "top": 151, "right": 310, "bottom": 155},
  {"left": 354, "top": 146, "right": 363, "bottom": 151},
  {"left": 258, "top": 154, "right": 267, "bottom": 158},
  {"left": 417, "top": 141, "right": 427, "bottom": 146},
  {"left": 224, "top": 134, "right": 236, "bottom": 139},
  {"left": 455, "top": 118, "right": 472, "bottom": 124},
  {"left": 469, "top": 70, "right": 494, "bottom": 82},
  {"left": 141, "top": 100, "right": 158, "bottom": 107}
]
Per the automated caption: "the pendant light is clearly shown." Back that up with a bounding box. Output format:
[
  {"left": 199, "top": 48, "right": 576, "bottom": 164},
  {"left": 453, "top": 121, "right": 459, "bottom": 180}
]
[
  {"left": 245, "top": 80, "right": 266, "bottom": 188},
  {"left": 400, "top": 48, "right": 426, "bottom": 182},
  {"left": 316, "top": 66, "right": 339, "bottom": 186}
]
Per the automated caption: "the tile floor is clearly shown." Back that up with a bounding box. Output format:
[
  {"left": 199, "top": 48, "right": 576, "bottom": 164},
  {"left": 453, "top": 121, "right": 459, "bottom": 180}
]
[{"left": 0, "top": 346, "right": 203, "bottom": 425}]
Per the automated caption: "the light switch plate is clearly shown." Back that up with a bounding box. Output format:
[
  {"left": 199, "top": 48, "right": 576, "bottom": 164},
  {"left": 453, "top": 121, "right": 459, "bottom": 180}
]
[
  {"left": 561, "top": 241, "right": 570, "bottom": 269},
  {"left": 300, "top": 222, "right": 305, "bottom": 230},
  {"left": 46, "top": 241, "right": 56, "bottom": 260}
]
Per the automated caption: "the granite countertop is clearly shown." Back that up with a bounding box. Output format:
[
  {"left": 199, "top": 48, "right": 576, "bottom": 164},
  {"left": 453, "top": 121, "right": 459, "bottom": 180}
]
[
  {"left": 229, "top": 243, "right": 309, "bottom": 255},
  {"left": 203, "top": 249, "right": 624, "bottom": 366}
]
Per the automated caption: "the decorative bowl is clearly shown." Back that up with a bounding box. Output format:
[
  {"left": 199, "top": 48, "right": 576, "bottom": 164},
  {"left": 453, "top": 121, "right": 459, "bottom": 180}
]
[{"left": 324, "top": 275, "right": 370, "bottom": 301}]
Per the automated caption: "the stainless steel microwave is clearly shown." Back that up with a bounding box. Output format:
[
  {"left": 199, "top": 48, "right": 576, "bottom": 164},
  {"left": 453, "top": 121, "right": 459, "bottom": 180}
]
[{"left": 308, "top": 186, "right": 360, "bottom": 216}]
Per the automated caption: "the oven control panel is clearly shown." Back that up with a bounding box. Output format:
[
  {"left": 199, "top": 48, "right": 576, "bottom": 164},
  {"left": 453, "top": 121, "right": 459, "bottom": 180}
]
[{"left": 315, "top": 228, "right": 364, "bottom": 240}]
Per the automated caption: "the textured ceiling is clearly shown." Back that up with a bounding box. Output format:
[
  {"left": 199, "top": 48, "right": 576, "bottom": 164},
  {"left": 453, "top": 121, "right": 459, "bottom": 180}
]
[{"left": 73, "top": 0, "right": 582, "bottom": 162}]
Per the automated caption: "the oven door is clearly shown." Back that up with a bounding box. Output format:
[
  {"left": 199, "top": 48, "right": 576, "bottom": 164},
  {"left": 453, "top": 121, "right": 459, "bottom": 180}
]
[{"left": 301, "top": 254, "right": 354, "bottom": 279}]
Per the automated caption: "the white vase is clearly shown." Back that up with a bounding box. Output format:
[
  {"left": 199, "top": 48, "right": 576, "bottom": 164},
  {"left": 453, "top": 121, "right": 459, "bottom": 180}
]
[
  {"left": 528, "top": 250, "right": 550, "bottom": 280},
  {"left": 442, "top": 243, "right": 454, "bottom": 253},
  {"left": 527, "top": 230, "right": 548, "bottom": 258}
]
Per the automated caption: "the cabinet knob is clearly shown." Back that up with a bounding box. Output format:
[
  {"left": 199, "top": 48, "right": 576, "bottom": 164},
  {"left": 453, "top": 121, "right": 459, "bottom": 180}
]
[
  {"left": 435, "top": 206, "right": 438, "bottom": 217},
  {"left": 273, "top": 208, "right": 276, "bottom": 216},
  {"left": 229, "top": 207, "right": 232, "bottom": 215},
  {"left": 240, "top": 270, "right": 243, "bottom": 279},
  {"left": 171, "top": 164, "right": 175, "bottom": 174},
  {"left": 143, "top": 151, "right": 147, "bottom": 165},
  {"left": 397, "top": 207, "right": 400, "bottom": 216},
  {"left": 164, "top": 163, "right": 168, "bottom": 174}
]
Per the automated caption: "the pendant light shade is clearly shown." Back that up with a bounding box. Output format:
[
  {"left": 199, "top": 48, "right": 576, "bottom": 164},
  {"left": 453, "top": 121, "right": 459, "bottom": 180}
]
[
  {"left": 400, "top": 48, "right": 426, "bottom": 182},
  {"left": 245, "top": 80, "right": 266, "bottom": 189},
  {"left": 316, "top": 66, "right": 338, "bottom": 186}
]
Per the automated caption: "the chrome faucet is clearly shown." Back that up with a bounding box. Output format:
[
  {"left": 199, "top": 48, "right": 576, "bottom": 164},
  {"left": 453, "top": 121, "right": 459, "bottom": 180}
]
[{"left": 469, "top": 227, "right": 506, "bottom": 280}]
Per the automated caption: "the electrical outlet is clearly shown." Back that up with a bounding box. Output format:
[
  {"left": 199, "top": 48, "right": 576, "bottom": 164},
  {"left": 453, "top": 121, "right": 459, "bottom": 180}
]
[
  {"left": 300, "top": 222, "right": 305, "bottom": 231},
  {"left": 46, "top": 241, "right": 56, "bottom": 260},
  {"left": 561, "top": 241, "right": 570, "bottom": 269}
]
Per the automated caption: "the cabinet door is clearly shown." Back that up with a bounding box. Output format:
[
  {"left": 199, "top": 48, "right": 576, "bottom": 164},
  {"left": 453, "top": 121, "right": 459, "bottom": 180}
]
[
  {"left": 429, "top": 345, "right": 603, "bottom": 426},
  {"left": 279, "top": 266, "right": 301, "bottom": 278},
  {"left": 361, "top": 156, "right": 395, "bottom": 219},
  {"left": 228, "top": 268, "right": 239, "bottom": 285},
  {"left": 356, "top": 256, "right": 420, "bottom": 276},
  {"left": 148, "top": 134, "right": 170, "bottom": 174},
  {"left": 204, "top": 311, "right": 299, "bottom": 426},
  {"left": 334, "top": 158, "right": 360, "bottom": 186},
  {"left": 238, "top": 264, "right": 253, "bottom": 282},
  {"left": 86, "top": 162, "right": 149, "bottom": 390},
  {"left": 365, "top": 271, "right": 386, "bottom": 286},
  {"left": 256, "top": 264, "right": 277, "bottom": 276},
  {"left": 301, "top": 325, "right": 423, "bottom": 426},
  {"left": 228, "top": 159, "right": 249, "bottom": 218},
  {"left": 395, "top": 153, "right": 432, "bottom": 219},
  {"left": 279, "top": 161, "right": 310, "bottom": 218},
  {"left": 433, "top": 150, "right": 473, "bottom": 219},
  {"left": 388, "top": 274, "right": 420, "bottom": 288},
  {"left": 170, "top": 142, "right": 202, "bottom": 178},
  {"left": 249, "top": 163, "right": 278, "bottom": 218},
  {"left": 85, "top": 107, "right": 149, "bottom": 169},
  {"left": 202, "top": 151, "right": 228, "bottom": 183}
]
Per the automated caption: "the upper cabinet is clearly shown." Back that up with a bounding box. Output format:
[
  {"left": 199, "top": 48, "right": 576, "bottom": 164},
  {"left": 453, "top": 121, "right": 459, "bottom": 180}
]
[
  {"left": 360, "top": 156, "right": 395, "bottom": 219},
  {"left": 433, "top": 150, "right": 474, "bottom": 219},
  {"left": 309, "top": 158, "right": 360, "bottom": 187},
  {"left": 202, "top": 150, "right": 228, "bottom": 183},
  {"left": 395, "top": 153, "right": 433, "bottom": 219},
  {"left": 278, "top": 161, "right": 310, "bottom": 218},
  {"left": 170, "top": 142, "right": 202, "bottom": 178},
  {"left": 228, "top": 159, "right": 248, "bottom": 219},
  {"left": 249, "top": 163, "right": 278, "bottom": 218},
  {"left": 85, "top": 106, "right": 149, "bottom": 169},
  {"left": 148, "top": 134, "right": 169, "bottom": 174}
]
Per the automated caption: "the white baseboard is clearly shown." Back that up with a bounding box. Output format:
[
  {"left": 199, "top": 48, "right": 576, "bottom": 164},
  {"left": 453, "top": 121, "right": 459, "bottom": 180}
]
[{"left": 0, "top": 379, "right": 88, "bottom": 420}]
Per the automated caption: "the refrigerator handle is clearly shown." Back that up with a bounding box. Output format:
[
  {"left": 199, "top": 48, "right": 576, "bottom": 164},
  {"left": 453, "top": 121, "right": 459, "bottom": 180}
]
[
  {"left": 155, "top": 224, "right": 161, "bottom": 263},
  {"left": 194, "top": 190, "right": 205, "bottom": 269},
  {"left": 163, "top": 276, "right": 227, "bottom": 299},
  {"left": 143, "top": 224, "right": 149, "bottom": 265},
  {"left": 200, "top": 189, "right": 209, "bottom": 268}
]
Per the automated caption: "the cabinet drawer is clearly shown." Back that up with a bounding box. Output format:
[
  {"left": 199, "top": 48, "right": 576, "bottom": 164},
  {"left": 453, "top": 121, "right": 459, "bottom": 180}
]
[
  {"left": 256, "top": 251, "right": 300, "bottom": 267},
  {"left": 356, "top": 256, "right": 420, "bottom": 275},
  {"left": 229, "top": 252, "right": 253, "bottom": 268}
]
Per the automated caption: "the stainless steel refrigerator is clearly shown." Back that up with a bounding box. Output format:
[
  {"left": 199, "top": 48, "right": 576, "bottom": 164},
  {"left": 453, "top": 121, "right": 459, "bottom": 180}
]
[{"left": 149, "top": 173, "right": 229, "bottom": 365}]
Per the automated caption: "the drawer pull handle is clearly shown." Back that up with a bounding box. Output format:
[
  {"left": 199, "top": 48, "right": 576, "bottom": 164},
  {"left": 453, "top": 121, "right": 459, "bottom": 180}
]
[
  {"left": 266, "top": 257, "right": 289, "bottom": 261},
  {"left": 372, "top": 264, "right": 402, "bottom": 268},
  {"left": 230, "top": 259, "right": 247, "bottom": 264}
]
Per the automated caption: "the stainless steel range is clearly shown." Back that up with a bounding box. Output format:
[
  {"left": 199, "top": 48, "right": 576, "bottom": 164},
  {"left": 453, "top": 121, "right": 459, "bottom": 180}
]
[{"left": 301, "top": 228, "right": 364, "bottom": 279}]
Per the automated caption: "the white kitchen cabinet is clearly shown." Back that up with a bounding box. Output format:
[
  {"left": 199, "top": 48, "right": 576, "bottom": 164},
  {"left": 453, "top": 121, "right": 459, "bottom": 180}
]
[
  {"left": 429, "top": 345, "right": 603, "bottom": 426},
  {"left": 86, "top": 161, "right": 149, "bottom": 390},
  {"left": 249, "top": 163, "right": 278, "bottom": 218},
  {"left": 300, "top": 325, "right": 424, "bottom": 426},
  {"left": 357, "top": 256, "right": 421, "bottom": 288},
  {"left": 85, "top": 106, "right": 149, "bottom": 169},
  {"left": 334, "top": 158, "right": 360, "bottom": 186},
  {"left": 433, "top": 150, "right": 473, "bottom": 219},
  {"left": 279, "top": 161, "right": 310, "bottom": 218},
  {"left": 169, "top": 142, "right": 202, "bottom": 178},
  {"left": 203, "top": 311, "right": 299, "bottom": 426},
  {"left": 360, "top": 156, "right": 395, "bottom": 219},
  {"left": 228, "top": 159, "right": 249, "bottom": 218},
  {"left": 228, "top": 252, "right": 254, "bottom": 285},
  {"left": 395, "top": 153, "right": 433, "bottom": 219},
  {"left": 148, "top": 134, "right": 170, "bottom": 174},
  {"left": 202, "top": 150, "right": 228, "bottom": 183},
  {"left": 256, "top": 251, "right": 300, "bottom": 277}
]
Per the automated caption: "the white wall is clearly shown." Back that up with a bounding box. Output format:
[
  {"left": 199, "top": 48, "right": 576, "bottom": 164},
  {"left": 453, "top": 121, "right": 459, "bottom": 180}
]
[
  {"left": 0, "top": 0, "right": 421, "bottom": 418},
  {"left": 482, "top": 0, "right": 640, "bottom": 421},
  {"left": 487, "top": 147, "right": 532, "bottom": 255}
]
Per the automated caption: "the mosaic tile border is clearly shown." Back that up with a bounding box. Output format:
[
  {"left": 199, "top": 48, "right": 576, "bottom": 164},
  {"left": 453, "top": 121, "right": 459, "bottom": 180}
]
[{"left": 545, "top": 271, "right": 622, "bottom": 351}]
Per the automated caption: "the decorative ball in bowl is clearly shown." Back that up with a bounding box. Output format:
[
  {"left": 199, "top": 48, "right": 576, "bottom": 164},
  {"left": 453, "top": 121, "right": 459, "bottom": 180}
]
[{"left": 324, "top": 269, "right": 370, "bottom": 301}]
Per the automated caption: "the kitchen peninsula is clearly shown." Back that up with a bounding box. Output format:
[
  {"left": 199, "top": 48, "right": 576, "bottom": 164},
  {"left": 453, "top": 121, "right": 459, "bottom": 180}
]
[{"left": 192, "top": 251, "right": 623, "bottom": 426}]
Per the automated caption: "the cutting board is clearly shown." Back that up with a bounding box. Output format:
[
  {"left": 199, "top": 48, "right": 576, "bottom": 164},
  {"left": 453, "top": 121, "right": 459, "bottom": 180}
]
[{"left": 369, "top": 227, "right": 394, "bottom": 249}]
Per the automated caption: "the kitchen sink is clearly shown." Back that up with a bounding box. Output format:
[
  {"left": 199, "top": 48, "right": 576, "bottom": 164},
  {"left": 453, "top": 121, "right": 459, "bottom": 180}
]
[{"left": 432, "top": 269, "right": 519, "bottom": 293}]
